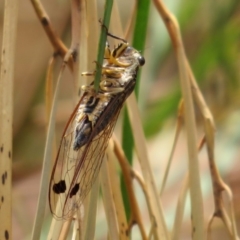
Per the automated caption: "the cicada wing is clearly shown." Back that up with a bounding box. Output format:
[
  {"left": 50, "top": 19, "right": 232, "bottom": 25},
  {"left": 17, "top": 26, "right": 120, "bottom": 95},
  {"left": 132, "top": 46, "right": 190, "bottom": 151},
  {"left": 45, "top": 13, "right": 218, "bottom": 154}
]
[
  {"left": 49, "top": 101, "right": 122, "bottom": 220},
  {"left": 48, "top": 99, "right": 82, "bottom": 219}
]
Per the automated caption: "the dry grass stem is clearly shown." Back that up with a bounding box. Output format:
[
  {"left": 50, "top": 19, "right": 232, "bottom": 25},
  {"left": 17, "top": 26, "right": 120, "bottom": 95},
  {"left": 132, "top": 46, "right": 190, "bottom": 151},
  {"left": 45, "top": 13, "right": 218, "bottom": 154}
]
[
  {"left": 100, "top": 156, "right": 119, "bottom": 240},
  {"left": 74, "top": 0, "right": 88, "bottom": 91},
  {"left": 45, "top": 57, "right": 55, "bottom": 121},
  {"left": 72, "top": 217, "right": 81, "bottom": 240},
  {"left": 58, "top": 220, "right": 71, "bottom": 240},
  {"left": 106, "top": 140, "right": 129, "bottom": 240},
  {"left": 32, "top": 62, "right": 68, "bottom": 240},
  {"left": 86, "top": 0, "right": 99, "bottom": 71},
  {"left": 113, "top": 137, "right": 148, "bottom": 240},
  {"left": 30, "top": 0, "right": 69, "bottom": 60},
  {"left": 82, "top": 179, "right": 100, "bottom": 240},
  {"left": 171, "top": 174, "right": 189, "bottom": 240},
  {"left": 124, "top": 1, "right": 137, "bottom": 41},
  {"left": 127, "top": 93, "right": 170, "bottom": 239},
  {"left": 130, "top": 170, "right": 156, "bottom": 239},
  {"left": 0, "top": 0, "right": 18, "bottom": 238},
  {"left": 203, "top": 116, "right": 239, "bottom": 239},
  {"left": 160, "top": 100, "right": 184, "bottom": 196},
  {"left": 153, "top": 0, "right": 206, "bottom": 239}
]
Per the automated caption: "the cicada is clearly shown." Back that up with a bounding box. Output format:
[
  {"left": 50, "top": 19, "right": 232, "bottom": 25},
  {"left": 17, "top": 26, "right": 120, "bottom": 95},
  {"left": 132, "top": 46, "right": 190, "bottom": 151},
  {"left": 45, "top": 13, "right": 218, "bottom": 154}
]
[{"left": 49, "top": 32, "right": 145, "bottom": 220}]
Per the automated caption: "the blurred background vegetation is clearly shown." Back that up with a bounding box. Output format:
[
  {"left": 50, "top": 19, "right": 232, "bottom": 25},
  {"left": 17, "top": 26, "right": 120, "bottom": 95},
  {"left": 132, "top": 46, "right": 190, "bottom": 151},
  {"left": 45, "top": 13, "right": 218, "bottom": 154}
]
[{"left": 0, "top": 0, "right": 239, "bottom": 239}]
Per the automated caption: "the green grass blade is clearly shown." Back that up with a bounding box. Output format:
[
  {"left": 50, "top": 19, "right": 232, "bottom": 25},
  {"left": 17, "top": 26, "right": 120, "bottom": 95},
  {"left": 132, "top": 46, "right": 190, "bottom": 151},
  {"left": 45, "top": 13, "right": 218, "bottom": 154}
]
[{"left": 94, "top": 0, "right": 113, "bottom": 91}]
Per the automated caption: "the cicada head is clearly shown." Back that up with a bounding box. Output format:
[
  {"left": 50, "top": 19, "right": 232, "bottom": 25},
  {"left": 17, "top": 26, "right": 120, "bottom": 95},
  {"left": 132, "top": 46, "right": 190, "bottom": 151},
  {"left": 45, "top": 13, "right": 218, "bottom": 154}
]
[{"left": 119, "top": 46, "right": 145, "bottom": 67}]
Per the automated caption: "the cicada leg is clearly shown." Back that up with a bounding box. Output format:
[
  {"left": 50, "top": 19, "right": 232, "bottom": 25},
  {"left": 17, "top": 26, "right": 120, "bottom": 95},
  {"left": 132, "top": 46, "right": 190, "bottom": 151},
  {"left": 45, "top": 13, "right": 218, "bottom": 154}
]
[
  {"left": 100, "top": 78, "right": 124, "bottom": 94},
  {"left": 81, "top": 71, "right": 95, "bottom": 76},
  {"left": 81, "top": 84, "right": 95, "bottom": 93}
]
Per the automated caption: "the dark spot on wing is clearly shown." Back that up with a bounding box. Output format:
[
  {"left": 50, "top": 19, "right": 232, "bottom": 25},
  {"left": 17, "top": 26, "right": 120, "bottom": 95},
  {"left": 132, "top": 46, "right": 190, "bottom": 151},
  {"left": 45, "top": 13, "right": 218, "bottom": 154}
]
[
  {"left": 70, "top": 183, "right": 80, "bottom": 198},
  {"left": 53, "top": 180, "right": 66, "bottom": 194}
]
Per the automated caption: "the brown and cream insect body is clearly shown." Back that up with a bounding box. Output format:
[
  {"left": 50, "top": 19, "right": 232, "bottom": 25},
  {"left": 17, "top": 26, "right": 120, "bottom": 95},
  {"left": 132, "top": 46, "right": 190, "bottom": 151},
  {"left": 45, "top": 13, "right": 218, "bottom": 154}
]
[{"left": 49, "top": 36, "right": 145, "bottom": 220}]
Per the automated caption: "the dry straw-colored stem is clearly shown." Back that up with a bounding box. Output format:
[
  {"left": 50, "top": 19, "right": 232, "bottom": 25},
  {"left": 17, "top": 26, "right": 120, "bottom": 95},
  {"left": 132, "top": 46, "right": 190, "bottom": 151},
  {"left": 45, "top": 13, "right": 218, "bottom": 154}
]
[
  {"left": 30, "top": 0, "right": 69, "bottom": 59},
  {"left": 32, "top": 62, "right": 69, "bottom": 240},
  {"left": 171, "top": 174, "right": 189, "bottom": 240},
  {"left": 153, "top": 0, "right": 205, "bottom": 239},
  {"left": 126, "top": 93, "right": 170, "bottom": 239},
  {"left": 106, "top": 140, "right": 129, "bottom": 240},
  {"left": 100, "top": 157, "right": 120, "bottom": 240},
  {"left": 113, "top": 137, "right": 148, "bottom": 240},
  {"left": 130, "top": 169, "right": 156, "bottom": 238},
  {"left": 171, "top": 135, "right": 206, "bottom": 240},
  {"left": 0, "top": 0, "right": 18, "bottom": 239},
  {"left": 45, "top": 57, "right": 55, "bottom": 121},
  {"left": 160, "top": 99, "right": 184, "bottom": 196}
]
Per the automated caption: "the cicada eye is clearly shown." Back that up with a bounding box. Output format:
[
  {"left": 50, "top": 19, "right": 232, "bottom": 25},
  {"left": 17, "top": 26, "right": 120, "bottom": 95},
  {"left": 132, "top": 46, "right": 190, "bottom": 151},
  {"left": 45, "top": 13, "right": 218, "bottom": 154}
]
[{"left": 138, "top": 56, "right": 145, "bottom": 66}]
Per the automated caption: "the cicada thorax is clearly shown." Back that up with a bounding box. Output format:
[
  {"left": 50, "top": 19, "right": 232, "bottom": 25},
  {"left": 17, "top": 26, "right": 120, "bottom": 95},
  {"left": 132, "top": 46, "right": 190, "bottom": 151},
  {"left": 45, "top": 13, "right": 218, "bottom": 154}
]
[
  {"left": 73, "top": 71, "right": 136, "bottom": 152},
  {"left": 72, "top": 41, "right": 141, "bottom": 152},
  {"left": 49, "top": 33, "right": 145, "bottom": 220}
]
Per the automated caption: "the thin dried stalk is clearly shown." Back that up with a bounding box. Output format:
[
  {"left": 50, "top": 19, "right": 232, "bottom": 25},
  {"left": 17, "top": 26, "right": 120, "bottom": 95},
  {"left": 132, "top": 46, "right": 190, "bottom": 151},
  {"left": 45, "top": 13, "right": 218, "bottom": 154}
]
[
  {"left": 106, "top": 140, "right": 129, "bottom": 240},
  {"left": 86, "top": 0, "right": 98, "bottom": 72},
  {"left": 100, "top": 156, "right": 119, "bottom": 240},
  {"left": 201, "top": 103, "right": 239, "bottom": 239},
  {"left": 30, "top": 0, "right": 69, "bottom": 60},
  {"left": 124, "top": 1, "right": 137, "bottom": 40},
  {"left": 58, "top": 220, "right": 71, "bottom": 240},
  {"left": 0, "top": 0, "right": 18, "bottom": 239},
  {"left": 72, "top": 0, "right": 88, "bottom": 93},
  {"left": 171, "top": 175, "right": 189, "bottom": 240},
  {"left": 82, "top": 179, "right": 100, "bottom": 240},
  {"left": 127, "top": 93, "right": 170, "bottom": 240},
  {"left": 45, "top": 57, "right": 55, "bottom": 121},
  {"left": 71, "top": 215, "right": 81, "bottom": 240},
  {"left": 160, "top": 100, "right": 184, "bottom": 195},
  {"left": 45, "top": 57, "right": 57, "bottom": 169},
  {"left": 131, "top": 170, "right": 154, "bottom": 238},
  {"left": 152, "top": 1, "right": 205, "bottom": 239},
  {"left": 113, "top": 137, "right": 148, "bottom": 240},
  {"left": 31, "top": 62, "right": 67, "bottom": 240}
]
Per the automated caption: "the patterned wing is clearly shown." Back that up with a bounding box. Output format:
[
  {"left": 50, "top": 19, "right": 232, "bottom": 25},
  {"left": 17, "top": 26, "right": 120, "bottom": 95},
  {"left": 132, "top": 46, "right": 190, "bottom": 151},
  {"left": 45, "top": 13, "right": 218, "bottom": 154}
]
[{"left": 49, "top": 95, "right": 123, "bottom": 220}]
